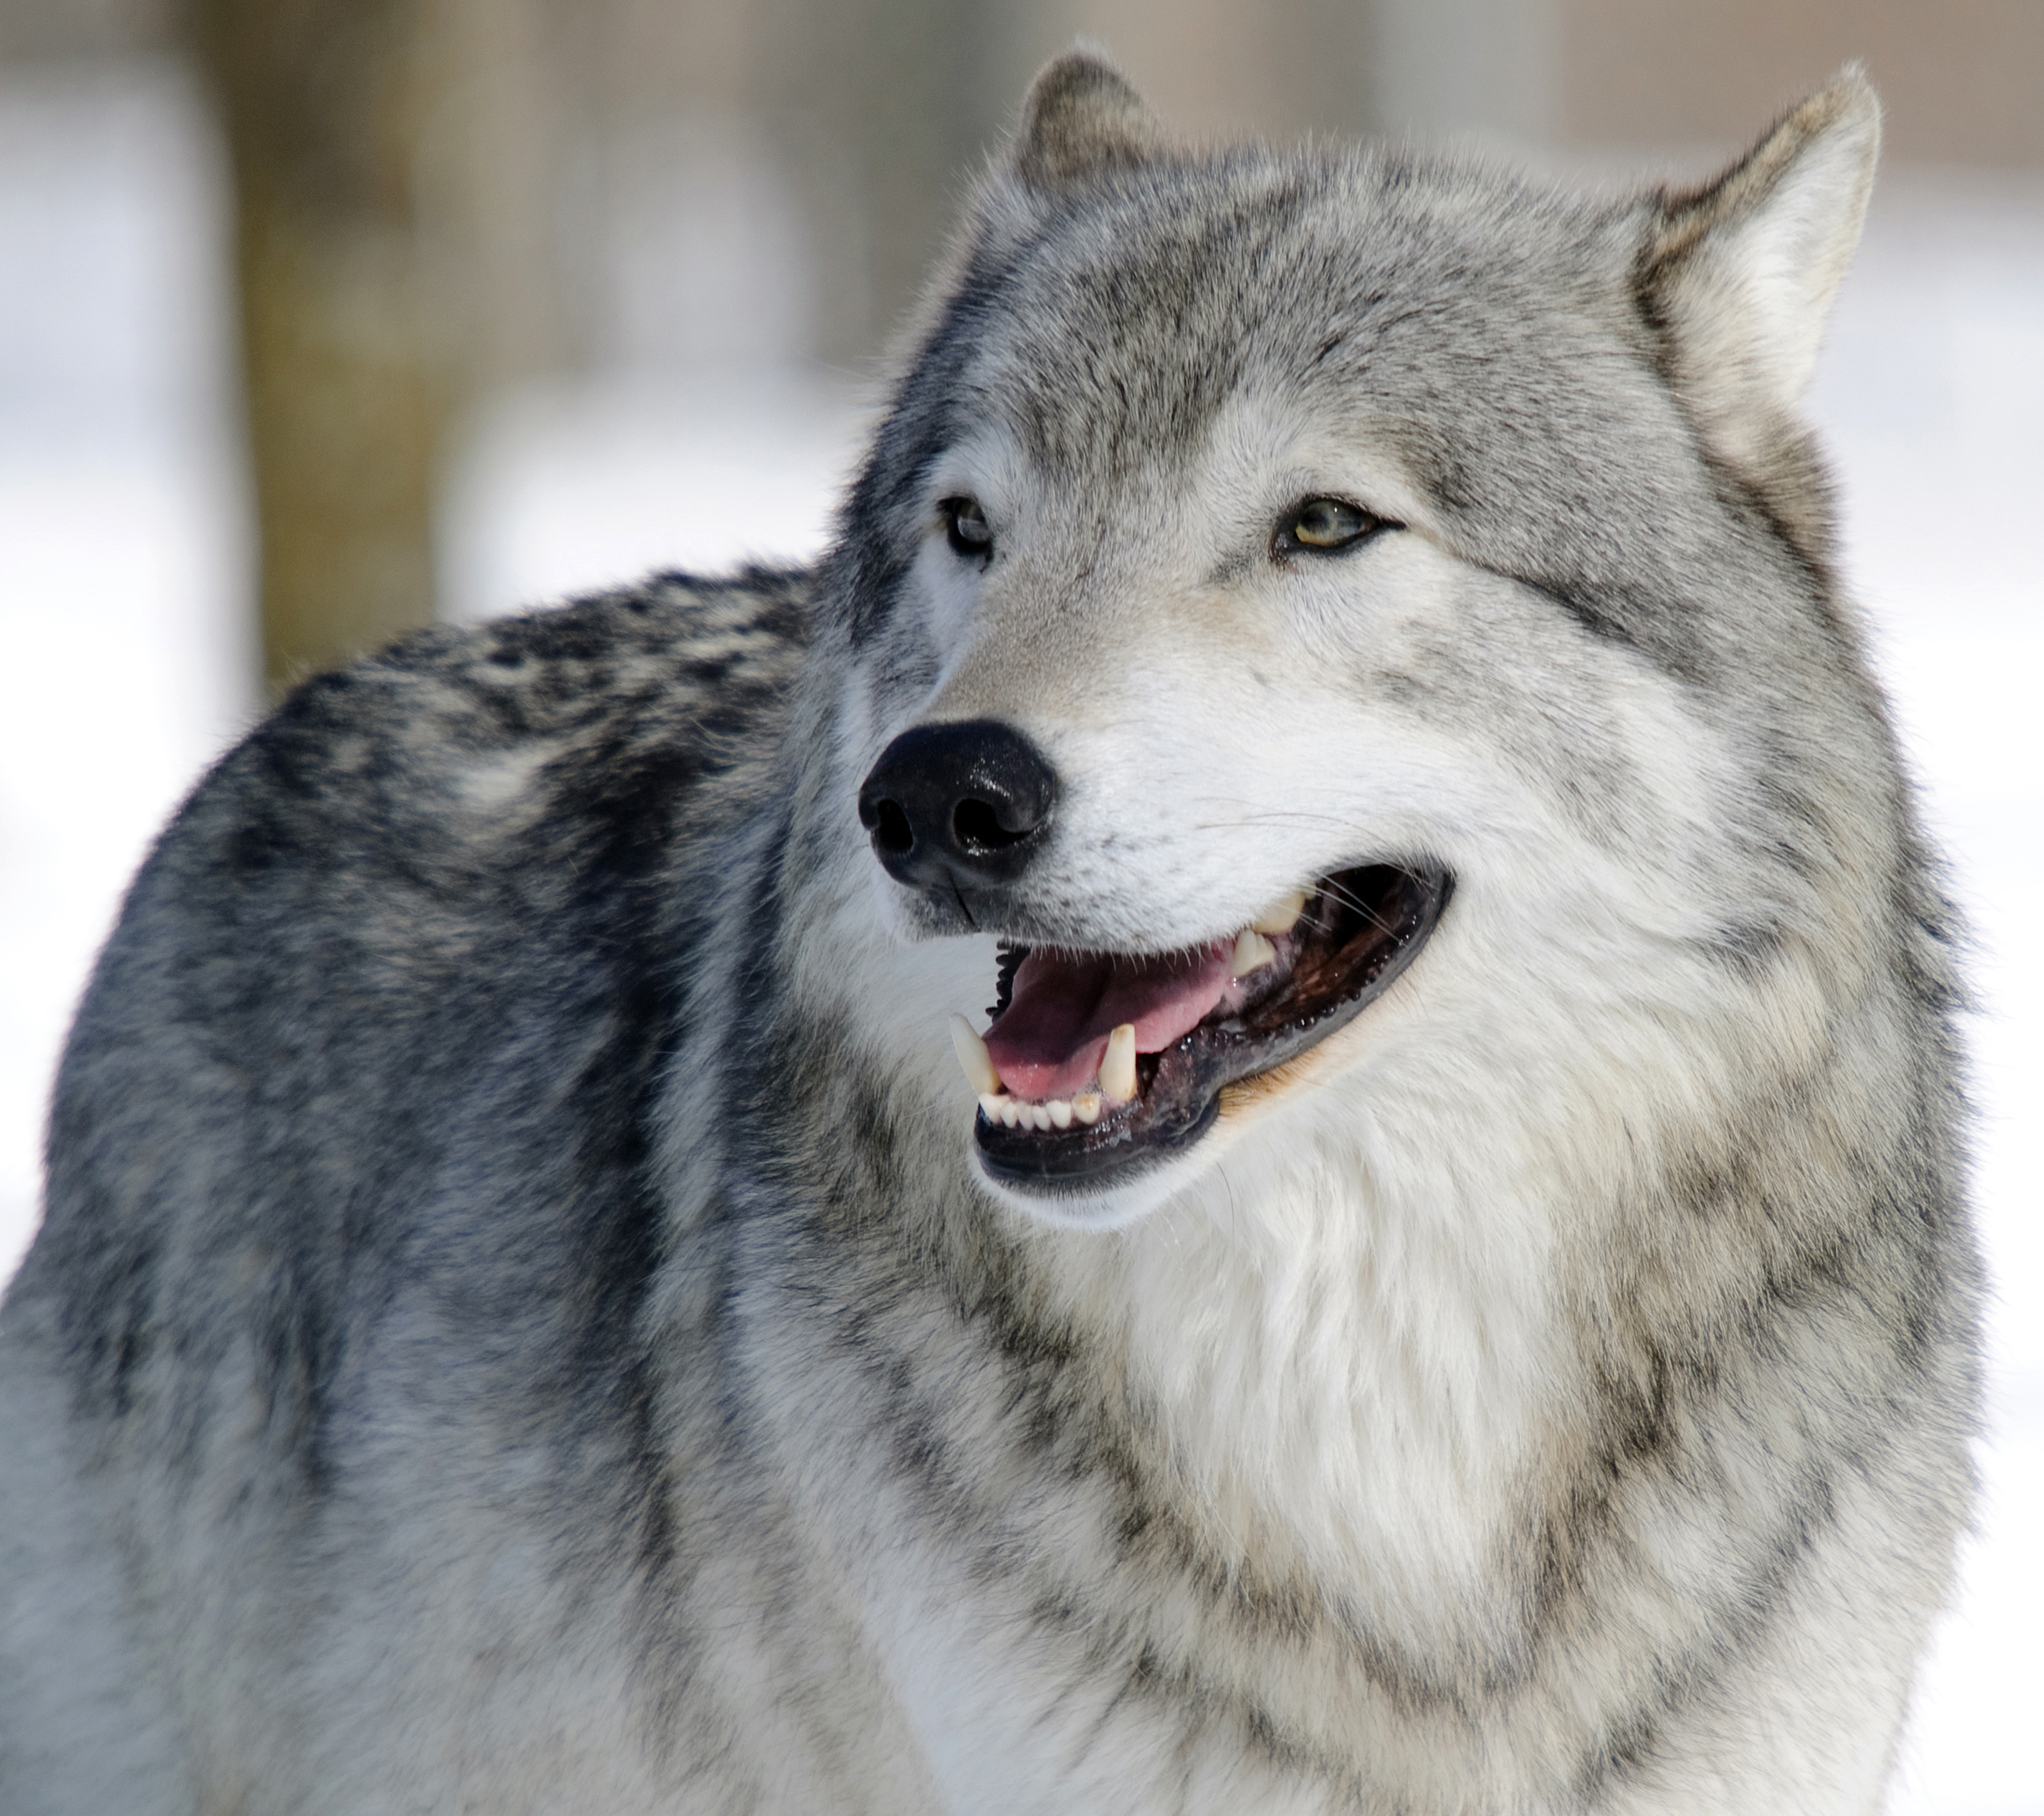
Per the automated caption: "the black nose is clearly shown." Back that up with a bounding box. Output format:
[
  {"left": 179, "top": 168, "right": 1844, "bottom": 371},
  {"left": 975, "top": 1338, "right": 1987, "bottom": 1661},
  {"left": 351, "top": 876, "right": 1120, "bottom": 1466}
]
[{"left": 858, "top": 720, "right": 1058, "bottom": 894}]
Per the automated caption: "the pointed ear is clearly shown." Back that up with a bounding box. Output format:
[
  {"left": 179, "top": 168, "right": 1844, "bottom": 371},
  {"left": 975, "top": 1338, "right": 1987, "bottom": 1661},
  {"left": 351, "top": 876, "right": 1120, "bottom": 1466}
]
[
  {"left": 1642, "top": 70, "right": 1879, "bottom": 468},
  {"left": 1011, "top": 50, "right": 1165, "bottom": 195}
]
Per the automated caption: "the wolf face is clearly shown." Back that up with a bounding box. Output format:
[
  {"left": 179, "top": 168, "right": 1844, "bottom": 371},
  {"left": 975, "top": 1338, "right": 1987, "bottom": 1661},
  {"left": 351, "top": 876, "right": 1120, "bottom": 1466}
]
[{"left": 837, "top": 58, "right": 1888, "bottom": 1227}]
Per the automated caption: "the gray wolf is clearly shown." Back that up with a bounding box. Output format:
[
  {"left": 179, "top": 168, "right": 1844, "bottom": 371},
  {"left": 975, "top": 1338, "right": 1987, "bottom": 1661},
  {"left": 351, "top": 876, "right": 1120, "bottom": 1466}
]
[{"left": 0, "top": 52, "right": 1982, "bottom": 1814}]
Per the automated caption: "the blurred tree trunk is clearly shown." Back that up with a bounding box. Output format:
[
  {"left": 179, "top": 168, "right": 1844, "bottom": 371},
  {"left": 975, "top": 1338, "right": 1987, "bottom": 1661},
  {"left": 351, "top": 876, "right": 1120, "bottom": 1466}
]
[{"left": 192, "top": 0, "right": 451, "bottom": 695}]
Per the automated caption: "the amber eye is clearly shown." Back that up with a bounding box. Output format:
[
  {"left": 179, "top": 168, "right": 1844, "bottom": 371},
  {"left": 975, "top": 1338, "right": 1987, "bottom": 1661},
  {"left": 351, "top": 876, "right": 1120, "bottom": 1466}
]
[
  {"left": 943, "top": 496, "right": 994, "bottom": 560},
  {"left": 1278, "top": 496, "right": 1383, "bottom": 555}
]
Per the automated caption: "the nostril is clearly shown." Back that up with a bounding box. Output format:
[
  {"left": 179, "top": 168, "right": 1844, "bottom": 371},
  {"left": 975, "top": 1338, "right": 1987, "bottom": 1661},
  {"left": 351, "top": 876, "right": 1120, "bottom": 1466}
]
[
  {"left": 952, "top": 797, "right": 1023, "bottom": 854},
  {"left": 870, "top": 797, "right": 915, "bottom": 856},
  {"left": 857, "top": 719, "right": 1058, "bottom": 889}
]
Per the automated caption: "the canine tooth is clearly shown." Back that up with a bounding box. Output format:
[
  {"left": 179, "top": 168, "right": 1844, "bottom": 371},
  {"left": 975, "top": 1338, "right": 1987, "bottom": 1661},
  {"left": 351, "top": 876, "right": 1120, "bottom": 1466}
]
[
  {"left": 1048, "top": 1099, "right": 1073, "bottom": 1130},
  {"left": 1232, "top": 928, "right": 1277, "bottom": 977},
  {"left": 1100, "top": 1024, "right": 1137, "bottom": 1104},
  {"left": 978, "top": 1093, "right": 1005, "bottom": 1121},
  {"left": 1073, "top": 1092, "right": 1102, "bottom": 1125},
  {"left": 950, "top": 1014, "right": 1002, "bottom": 1096},
  {"left": 1000, "top": 1098, "right": 1022, "bottom": 1128},
  {"left": 1250, "top": 888, "right": 1308, "bottom": 935}
]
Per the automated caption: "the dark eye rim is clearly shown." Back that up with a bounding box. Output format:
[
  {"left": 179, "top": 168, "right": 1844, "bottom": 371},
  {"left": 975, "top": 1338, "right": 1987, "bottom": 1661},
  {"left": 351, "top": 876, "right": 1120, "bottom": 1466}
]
[
  {"left": 941, "top": 495, "right": 995, "bottom": 562},
  {"left": 1271, "top": 495, "right": 1399, "bottom": 560}
]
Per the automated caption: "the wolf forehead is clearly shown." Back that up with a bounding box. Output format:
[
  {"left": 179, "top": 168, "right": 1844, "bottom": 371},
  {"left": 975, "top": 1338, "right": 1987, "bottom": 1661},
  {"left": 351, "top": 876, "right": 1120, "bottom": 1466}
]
[
  {"left": 841, "top": 66, "right": 1854, "bottom": 685},
  {"left": 922, "top": 159, "right": 1649, "bottom": 489},
  {"left": 868, "top": 162, "right": 1674, "bottom": 526}
]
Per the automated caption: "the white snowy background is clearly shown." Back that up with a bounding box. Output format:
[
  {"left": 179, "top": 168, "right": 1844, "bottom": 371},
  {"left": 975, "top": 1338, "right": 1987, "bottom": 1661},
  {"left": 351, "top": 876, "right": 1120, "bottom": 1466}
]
[{"left": 0, "top": 62, "right": 2036, "bottom": 1812}]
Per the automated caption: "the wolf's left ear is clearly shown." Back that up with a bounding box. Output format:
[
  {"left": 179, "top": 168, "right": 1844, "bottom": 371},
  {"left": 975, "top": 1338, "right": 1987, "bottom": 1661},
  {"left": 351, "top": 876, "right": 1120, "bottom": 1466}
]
[
  {"left": 1011, "top": 51, "right": 1164, "bottom": 195},
  {"left": 1642, "top": 70, "right": 1879, "bottom": 467}
]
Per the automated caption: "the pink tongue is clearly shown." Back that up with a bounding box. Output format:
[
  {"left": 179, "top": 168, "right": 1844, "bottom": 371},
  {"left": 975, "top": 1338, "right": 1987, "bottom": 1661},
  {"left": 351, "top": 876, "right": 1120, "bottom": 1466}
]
[{"left": 982, "top": 941, "right": 1235, "bottom": 1100}]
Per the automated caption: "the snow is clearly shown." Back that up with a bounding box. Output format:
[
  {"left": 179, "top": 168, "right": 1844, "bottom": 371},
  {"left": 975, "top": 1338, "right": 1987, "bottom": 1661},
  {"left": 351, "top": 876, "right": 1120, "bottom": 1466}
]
[
  {"left": 436, "top": 365, "right": 869, "bottom": 624},
  {"left": 0, "top": 62, "right": 2037, "bottom": 1809}
]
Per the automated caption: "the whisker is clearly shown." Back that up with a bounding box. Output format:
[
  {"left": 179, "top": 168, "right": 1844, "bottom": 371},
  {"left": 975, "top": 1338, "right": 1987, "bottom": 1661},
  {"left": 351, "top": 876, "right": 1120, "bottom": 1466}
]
[
  {"left": 1313, "top": 874, "right": 1403, "bottom": 938},
  {"left": 1189, "top": 810, "right": 1362, "bottom": 831}
]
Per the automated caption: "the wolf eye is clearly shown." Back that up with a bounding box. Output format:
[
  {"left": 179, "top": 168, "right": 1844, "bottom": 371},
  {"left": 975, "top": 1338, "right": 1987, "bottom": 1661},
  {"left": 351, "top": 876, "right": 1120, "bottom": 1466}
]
[
  {"left": 1276, "top": 497, "right": 1386, "bottom": 556},
  {"left": 942, "top": 496, "right": 994, "bottom": 561}
]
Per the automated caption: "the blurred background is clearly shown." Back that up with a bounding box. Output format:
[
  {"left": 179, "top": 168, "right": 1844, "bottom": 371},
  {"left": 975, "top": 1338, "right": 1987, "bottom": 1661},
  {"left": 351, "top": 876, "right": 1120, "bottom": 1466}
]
[{"left": 0, "top": 0, "right": 2038, "bottom": 1807}]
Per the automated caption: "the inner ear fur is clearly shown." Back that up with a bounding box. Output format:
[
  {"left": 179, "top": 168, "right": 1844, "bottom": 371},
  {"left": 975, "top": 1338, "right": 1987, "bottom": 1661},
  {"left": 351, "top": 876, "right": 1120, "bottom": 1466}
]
[
  {"left": 1640, "top": 70, "right": 1880, "bottom": 530},
  {"left": 1012, "top": 50, "right": 1166, "bottom": 195}
]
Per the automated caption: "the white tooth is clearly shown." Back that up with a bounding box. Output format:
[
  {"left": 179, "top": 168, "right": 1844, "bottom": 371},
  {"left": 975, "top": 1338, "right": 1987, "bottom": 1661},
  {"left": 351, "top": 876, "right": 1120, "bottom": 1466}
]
[
  {"left": 1073, "top": 1092, "right": 1102, "bottom": 1125},
  {"left": 1100, "top": 1023, "right": 1137, "bottom": 1104},
  {"left": 978, "top": 1093, "right": 1005, "bottom": 1121},
  {"left": 1251, "top": 888, "right": 1308, "bottom": 936},
  {"left": 1033, "top": 1104, "right": 1054, "bottom": 1131},
  {"left": 950, "top": 1014, "right": 1002, "bottom": 1096},
  {"left": 1048, "top": 1099, "right": 1073, "bottom": 1130},
  {"left": 1232, "top": 928, "right": 1277, "bottom": 977},
  {"left": 1000, "top": 1098, "right": 1022, "bottom": 1128}
]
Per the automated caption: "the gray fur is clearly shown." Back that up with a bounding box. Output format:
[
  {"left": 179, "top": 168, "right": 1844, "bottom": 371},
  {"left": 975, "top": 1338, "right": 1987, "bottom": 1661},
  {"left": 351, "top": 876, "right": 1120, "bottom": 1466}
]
[{"left": 0, "top": 54, "right": 1979, "bottom": 1815}]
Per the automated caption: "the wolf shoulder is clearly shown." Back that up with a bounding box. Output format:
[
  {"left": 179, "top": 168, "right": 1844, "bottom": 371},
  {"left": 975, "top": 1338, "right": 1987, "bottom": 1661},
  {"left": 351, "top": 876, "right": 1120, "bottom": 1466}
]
[{"left": 8, "top": 565, "right": 809, "bottom": 1373}]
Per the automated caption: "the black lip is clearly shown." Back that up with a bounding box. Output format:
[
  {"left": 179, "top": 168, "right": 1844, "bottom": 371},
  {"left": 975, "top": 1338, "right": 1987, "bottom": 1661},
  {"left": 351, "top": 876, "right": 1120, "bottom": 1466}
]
[{"left": 975, "top": 864, "right": 1452, "bottom": 1196}]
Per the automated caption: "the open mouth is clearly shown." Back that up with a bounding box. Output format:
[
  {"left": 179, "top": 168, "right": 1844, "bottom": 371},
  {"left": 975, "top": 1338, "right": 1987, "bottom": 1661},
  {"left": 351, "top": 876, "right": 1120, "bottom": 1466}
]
[{"left": 949, "top": 864, "right": 1451, "bottom": 1193}]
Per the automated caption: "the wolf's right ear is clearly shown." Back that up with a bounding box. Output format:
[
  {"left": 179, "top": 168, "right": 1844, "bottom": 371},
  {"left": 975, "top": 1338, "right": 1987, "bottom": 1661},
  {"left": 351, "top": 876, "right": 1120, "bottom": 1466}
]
[
  {"left": 1011, "top": 51, "right": 1164, "bottom": 195},
  {"left": 1641, "top": 70, "right": 1879, "bottom": 470}
]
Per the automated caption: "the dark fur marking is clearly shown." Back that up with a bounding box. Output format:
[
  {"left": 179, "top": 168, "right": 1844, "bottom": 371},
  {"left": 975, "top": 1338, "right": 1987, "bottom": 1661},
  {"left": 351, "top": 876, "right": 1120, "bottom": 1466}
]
[
  {"left": 1702, "top": 918, "right": 1788, "bottom": 975},
  {"left": 48, "top": 1219, "right": 161, "bottom": 1419},
  {"left": 1521, "top": 575, "right": 1651, "bottom": 658}
]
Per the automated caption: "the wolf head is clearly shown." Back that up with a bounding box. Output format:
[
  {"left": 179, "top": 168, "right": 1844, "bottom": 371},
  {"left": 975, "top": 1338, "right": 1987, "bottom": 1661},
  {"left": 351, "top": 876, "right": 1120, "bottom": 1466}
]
[{"left": 821, "top": 53, "right": 1899, "bottom": 1225}]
